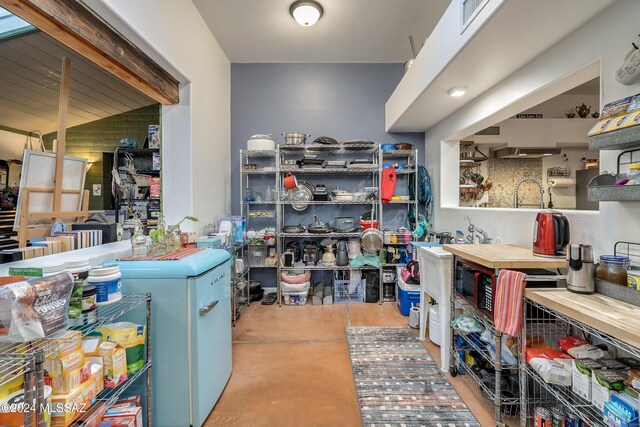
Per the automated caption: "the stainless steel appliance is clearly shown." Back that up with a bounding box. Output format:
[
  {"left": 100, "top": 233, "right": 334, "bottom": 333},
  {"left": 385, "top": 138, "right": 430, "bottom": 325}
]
[{"left": 566, "top": 243, "right": 595, "bottom": 293}]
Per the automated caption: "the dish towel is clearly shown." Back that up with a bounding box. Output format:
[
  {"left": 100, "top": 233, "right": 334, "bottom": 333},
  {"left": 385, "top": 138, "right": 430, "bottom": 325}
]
[
  {"left": 493, "top": 269, "right": 526, "bottom": 336},
  {"left": 381, "top": 167, "right": 397, "bottom": 204}
]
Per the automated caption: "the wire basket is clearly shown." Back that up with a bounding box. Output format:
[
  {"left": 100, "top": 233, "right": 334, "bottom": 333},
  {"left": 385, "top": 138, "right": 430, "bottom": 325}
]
[{"left": 333, "top": 272, "right": 364, "bottom": 303}]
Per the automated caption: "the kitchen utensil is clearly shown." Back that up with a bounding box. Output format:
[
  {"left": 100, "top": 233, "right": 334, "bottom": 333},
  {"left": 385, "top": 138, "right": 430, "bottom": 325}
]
[
  {"left": 361, "top": 228, "right": 383, "bottom": 253},
  {"left": 321, "top": 241, "right": 337, "bottom": 266},
  {"left": 335, "top": 217, "right": 355, "bottom": 230},
  {"left": 566, "top": 244, "right": 595, "bottom": 294},
  {"left": 282, "top": 224, "right": 305, "bottom": 233},
  {"left": 342, "top": 140, "right": 375, "bottom": 150},
  {"left": 575, "top": 103, "right": 591, "bottom": 118},
  {"left": 359, "top": 220, "right": 379, "bottom": 230},
  {"left": 249, "top": 281, "right": 262, "bottom": 293},
  {"left": 289, "top": 184, "right": 312, "bottom": 211},
  {"left": 381, "top": 144, "right": 396, "bottom": 152},
  {"left": 394, "top": 143, "right": 413, "bottom": 151},
  {"left": 532, "top": 210, "right": 570, "bottom": 257},
  {"left": 283, "top": 251, "right": 294, "bottom": 267},
  {"left": 313, "top": 185, "right": 329, "bottom": 201},
  {"left": 303, "top": 242, "right": 320, "bottom": 266},
  {"left": 282, "top": 132, "right": 309, "bottom": 145},
  {"left": 307, "top": 216, "right": 332, "bottom": 234},
  {"left": 284, "top": 173, "right": 298, "bottom": 190},
  {"left": 324, "top": 160, "right": 347, "bottom": 168},
  {"left": 247, "top": 134, "right": 276, "bottom": 151},
  {"left": 313, "top": 136, "right": 338, "bottom": 145},
  {"left": 336, "top": 240, "right": 349, "bottom": 266},
  {"left": 334, "top": 193, "right": 354, "bottom": 202},
  {"left": 482, "top": 179, "right": 493, "bottom": 191}
]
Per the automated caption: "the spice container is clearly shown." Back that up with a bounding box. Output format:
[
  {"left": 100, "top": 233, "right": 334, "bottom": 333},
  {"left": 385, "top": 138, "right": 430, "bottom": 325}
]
[{"left": 596, "top": 255, "right": 630, "bottom": 286}]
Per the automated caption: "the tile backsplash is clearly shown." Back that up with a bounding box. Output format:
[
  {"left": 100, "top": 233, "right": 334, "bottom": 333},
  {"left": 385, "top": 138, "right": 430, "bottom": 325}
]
[{"left": 486, "top": 158, "right": 543, "bottom": 208}]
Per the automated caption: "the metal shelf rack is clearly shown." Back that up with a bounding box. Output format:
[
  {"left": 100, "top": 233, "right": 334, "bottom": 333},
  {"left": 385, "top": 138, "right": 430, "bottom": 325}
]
[
  {"left": 518, "top": 297, "right": 631, "bottom": 427},
  {"left": 379, "top": 148, "right": 419, "bottom": 305},
  {"left": 276, "top": 143, "right": 380, "bottom": 305},
  {"left": 0, "top": 292, "right": 151, "bottom": 426}
]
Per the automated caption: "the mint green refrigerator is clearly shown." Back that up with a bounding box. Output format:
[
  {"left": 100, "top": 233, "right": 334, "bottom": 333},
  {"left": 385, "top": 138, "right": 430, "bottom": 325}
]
[{"left": 118, "top": 249, "right": 232, "bottom": 427}]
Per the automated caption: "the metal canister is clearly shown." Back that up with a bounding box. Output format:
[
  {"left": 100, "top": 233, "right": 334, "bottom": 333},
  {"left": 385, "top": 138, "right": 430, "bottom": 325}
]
[
  {"left": 550, "top": 405, "right": 566, "bottom": 427},
  {"left": 534, "top": 407, "right": 552, "bottom": 427},
  {"left": 565, "top": 413, "right": 579, "bottom": 427}
]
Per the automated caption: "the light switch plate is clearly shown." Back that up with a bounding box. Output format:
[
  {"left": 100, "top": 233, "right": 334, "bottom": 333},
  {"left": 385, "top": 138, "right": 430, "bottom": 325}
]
[{"left": 93, "top": 184, "right": 102, "bottom": 196}]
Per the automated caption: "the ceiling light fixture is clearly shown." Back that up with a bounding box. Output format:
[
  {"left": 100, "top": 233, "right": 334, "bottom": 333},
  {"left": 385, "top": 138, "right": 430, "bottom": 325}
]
[
  {"left": 290, "top": 0, "right": 323, "bottom": 27},
  {"left": 447, "top": 87, "right": 467, "bottom": 97}
]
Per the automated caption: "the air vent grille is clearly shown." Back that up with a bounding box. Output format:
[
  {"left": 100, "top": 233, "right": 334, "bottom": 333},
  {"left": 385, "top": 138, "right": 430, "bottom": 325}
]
[{"left": 462, "top": 0, "right": 489, "bottom": 32}]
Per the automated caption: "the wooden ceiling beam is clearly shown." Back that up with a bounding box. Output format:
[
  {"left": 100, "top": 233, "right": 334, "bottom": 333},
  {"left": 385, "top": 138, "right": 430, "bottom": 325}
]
[{"left": 0, "top": 0, "right": 179, "bottom": 105}]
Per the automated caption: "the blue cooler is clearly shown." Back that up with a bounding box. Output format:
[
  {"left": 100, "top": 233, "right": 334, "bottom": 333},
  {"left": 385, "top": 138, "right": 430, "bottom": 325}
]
[{"left": 397, "top": 274, "right": 420, "bottom": 316}]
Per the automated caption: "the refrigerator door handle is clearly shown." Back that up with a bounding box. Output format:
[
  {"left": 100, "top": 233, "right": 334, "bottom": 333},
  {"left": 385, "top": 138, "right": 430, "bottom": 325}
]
[{"left": 199, "top": 299, "right": 219, "bottom": 316}]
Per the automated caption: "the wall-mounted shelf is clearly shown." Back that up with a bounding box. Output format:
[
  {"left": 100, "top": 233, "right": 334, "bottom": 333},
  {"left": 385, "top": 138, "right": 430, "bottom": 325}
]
[
  {"left": 588, "top": 147, "right": 640, "bottom": 201},
  {"left": 588, "top": 124, "right": 640, "bottom": 151}
]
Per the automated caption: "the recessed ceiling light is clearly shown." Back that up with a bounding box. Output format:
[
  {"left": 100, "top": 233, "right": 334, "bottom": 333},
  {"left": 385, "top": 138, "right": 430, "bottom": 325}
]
[
  {"left": 290, "top": 0, "right": 323, "bottom": 27},
  {"left": 447, "top": 87, "right": 467, "bottom": 97}
]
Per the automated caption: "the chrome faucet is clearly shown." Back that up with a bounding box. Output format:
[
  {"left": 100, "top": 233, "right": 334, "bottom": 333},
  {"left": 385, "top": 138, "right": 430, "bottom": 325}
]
[
  {"left": 463, "top": 216, "right": 492, "bottom": 244},
  {"left": 513, "top": 177, "right": 544, "bottom": 209}
]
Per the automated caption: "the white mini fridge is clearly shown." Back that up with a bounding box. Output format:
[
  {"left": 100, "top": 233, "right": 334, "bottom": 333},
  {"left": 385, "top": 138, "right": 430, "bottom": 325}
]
[{"left": 118, "top": 248, "right": 232, "bottom": 427}]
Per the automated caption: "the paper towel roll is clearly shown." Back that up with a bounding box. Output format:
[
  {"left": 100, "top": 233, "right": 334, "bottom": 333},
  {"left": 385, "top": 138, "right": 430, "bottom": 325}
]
[{"left": 549, "top": 178, "right": 575, "bottom": 188}]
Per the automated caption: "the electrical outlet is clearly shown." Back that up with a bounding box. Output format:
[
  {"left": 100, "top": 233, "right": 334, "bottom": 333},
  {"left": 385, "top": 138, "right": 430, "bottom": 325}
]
[{"left": 92, "top": 184, "right": 102, "bottom": 196}]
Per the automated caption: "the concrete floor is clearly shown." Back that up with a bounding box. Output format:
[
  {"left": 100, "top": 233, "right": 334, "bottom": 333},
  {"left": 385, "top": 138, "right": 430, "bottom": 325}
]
[{"left": 205, "top": 302, "right": 510, "bottom": 427}]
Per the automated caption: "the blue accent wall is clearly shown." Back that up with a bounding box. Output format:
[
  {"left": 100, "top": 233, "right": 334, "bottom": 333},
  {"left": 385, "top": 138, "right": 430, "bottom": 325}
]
[{"left": 230, "top": 63, "right": 425, "bottom": 215}]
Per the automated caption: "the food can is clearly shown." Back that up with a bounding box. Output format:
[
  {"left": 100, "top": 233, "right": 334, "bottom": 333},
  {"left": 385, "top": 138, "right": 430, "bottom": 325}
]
[
  {"left": 534, "top": 407, "right": 552, "bottom": 427},
  {"left": 565, "top": 414, "right": 579, "bottom": 427},
  {"left": 551, "top": 404, "right": 566, "bottom": 427}
]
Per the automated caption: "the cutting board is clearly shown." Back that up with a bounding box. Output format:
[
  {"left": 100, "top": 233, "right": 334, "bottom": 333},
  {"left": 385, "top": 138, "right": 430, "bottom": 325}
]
[{"left": 442, "top": 244, "right": 567, "bottom": 269}]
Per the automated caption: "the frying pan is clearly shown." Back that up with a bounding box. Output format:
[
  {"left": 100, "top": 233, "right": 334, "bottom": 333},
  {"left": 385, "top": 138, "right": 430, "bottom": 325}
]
[{"left": 361, "top": 228, "right": 383, "bottom": 252}]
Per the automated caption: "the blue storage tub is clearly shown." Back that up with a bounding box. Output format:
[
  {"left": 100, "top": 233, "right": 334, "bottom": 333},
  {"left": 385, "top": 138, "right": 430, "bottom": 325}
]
[{"left": 397, "top": 275, "right": 420, "bottom": 316}]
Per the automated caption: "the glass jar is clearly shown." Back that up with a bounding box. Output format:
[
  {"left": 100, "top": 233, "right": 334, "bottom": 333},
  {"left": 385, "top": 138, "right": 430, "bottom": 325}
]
[
  {"left": 628, "top": 163, "right": 640, "bottom": 184},
  {"left": 596, "top": 255, "right": 630, "bottom": 286},
  {"left": 130, "top": 221, "right": 148, "bottom": 258}
]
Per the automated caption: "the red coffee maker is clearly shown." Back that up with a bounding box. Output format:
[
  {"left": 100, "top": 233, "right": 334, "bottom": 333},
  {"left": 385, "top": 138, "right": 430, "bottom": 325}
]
[{"left": 532, "top": 210, "right": 570, "bottom": 257}]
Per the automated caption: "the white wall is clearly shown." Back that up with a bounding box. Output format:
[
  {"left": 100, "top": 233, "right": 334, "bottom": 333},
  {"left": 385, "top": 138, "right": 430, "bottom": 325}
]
[
  {"left": 425, "top": 0, "right": 640, "bottom": 257},
  {"left": 0, "top": 130, "right": 27, "bottom": 161},
  {"left": 84, "top": 0, "right": 231, "bottom": 231}
]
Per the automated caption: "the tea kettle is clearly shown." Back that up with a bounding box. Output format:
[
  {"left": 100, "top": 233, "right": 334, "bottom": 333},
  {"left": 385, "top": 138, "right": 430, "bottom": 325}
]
[{"left": 575, "top": 103, "right": 591, "bottom": 118}]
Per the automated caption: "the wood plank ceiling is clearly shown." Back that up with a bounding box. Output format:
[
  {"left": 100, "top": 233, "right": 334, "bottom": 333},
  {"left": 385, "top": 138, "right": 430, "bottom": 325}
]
[{"left": 0, "top": 30, "right": 156, "bottom": 134}]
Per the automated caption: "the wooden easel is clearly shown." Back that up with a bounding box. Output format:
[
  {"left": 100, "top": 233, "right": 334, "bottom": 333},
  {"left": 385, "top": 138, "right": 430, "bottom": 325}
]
[{"left": 16, "top": 57, "right": 89, "bottom": 247}]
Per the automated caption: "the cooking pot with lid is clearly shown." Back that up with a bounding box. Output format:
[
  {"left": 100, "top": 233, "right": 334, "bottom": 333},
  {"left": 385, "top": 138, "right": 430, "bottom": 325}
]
[
  {"left": 282, "top": 132, "right": 310, "bottom": 145},
  {"left": 247, "top": 134, "right": 276, "bottom": 151}
]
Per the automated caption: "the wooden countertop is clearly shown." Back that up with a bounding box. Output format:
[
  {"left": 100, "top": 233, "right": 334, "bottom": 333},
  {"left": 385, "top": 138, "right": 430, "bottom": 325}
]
[
  {"left": 442, "top": 244, "right": 567, "bottom": 269},
  {"left": 524, "top": 288, "right": 640, "bottom": 350}
]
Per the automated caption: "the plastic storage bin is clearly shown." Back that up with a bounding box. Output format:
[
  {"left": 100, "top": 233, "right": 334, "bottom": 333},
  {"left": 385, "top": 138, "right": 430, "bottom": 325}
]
[
  {"left": 397, "top": 275, "right": 420, "bottom": 316},
  {"left": 429, "top": 304, "right": 441, "bottom": 345},
  {"left": 282, "top": 290, "right": 309, "bottom": 305},
  {"left": 334, "top": 272, "right": 364, "bottom": 303},
  {"left": 248, "top": 245, "right": 267, "bottom": 267}
]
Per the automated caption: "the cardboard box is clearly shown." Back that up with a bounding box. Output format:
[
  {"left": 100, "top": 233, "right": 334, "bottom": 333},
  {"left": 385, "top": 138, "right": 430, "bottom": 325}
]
[
  {"left": 91, "top": 363, "right": 104, "bottom": 395},
  {"left": 50, "top": 380, "right": 92, "bottom": 426},
  {"left": 104, "top": 406, "right": 142, "bottom": 427},
  {"left": 573, "top": 359, "right": 603, "bottom": 401},
  {"left": 98, "top": 341, "right": 127, "bottom": 388},
  {"left": 50, "top": 366, "right": 82, "bottom": 395},
  {"left": 99, "top": 417, "right": 135, "bottom": 427},
  {"left": 49, "top": 331, "right": 82, "bottom": 360},
  {"left": 592, "top": 369, "right": 626, "bottom": 411},
  {"left": 45, "top": 349, "right": 84, "bottom": 378}
]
